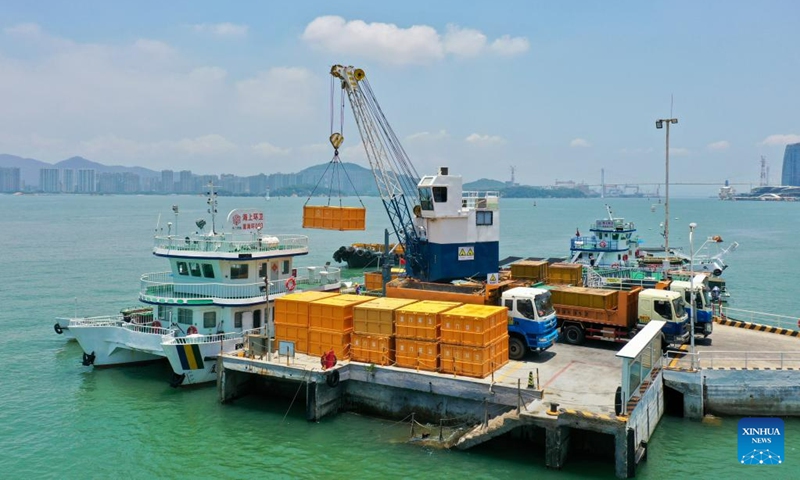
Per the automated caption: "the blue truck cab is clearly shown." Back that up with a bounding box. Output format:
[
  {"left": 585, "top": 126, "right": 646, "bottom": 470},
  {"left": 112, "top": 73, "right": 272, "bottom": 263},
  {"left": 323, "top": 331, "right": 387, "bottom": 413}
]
[{"left": 502, "top": 287, "right": 560, "bottom": 360}]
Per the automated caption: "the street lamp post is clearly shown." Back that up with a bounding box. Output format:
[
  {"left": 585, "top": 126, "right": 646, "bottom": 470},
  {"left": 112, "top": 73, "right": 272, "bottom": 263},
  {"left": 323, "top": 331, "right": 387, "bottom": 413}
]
[
  {"left": 656, "top": 117, "right": 678, "bottom": 270},
  {"left": 689, "top": 222, "right": 697, "bottom": 369}
]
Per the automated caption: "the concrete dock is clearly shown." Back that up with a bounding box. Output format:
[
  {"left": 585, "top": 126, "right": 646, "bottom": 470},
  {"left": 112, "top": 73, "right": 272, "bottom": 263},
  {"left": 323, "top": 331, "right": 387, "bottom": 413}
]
[{"left": 217, "top": 321, "right": 797, "bottom": 478}]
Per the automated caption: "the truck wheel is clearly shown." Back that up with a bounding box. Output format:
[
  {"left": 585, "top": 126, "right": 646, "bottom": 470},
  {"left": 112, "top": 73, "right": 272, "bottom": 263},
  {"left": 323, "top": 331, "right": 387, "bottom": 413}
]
[
  {"left": 563, "top": 325, "right": 585, "bottom": 345},
  {"left": 509, "top": 337, "right": 526, "bottom": 361}
]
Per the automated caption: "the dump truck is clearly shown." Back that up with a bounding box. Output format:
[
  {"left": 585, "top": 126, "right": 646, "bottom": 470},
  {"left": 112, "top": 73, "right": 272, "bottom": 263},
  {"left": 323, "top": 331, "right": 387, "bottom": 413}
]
[
  {"left": 655, "top": 275, "right": 714, "bottom": 337},
  {"left": 550, "top": 286, "right": 690, "bottom": 347}
]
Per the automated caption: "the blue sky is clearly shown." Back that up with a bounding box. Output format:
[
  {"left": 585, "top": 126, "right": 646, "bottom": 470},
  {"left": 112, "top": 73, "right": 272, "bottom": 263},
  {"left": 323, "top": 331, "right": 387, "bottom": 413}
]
[{"left": 1, "top": 1, "right": 798, "bottom": 192}]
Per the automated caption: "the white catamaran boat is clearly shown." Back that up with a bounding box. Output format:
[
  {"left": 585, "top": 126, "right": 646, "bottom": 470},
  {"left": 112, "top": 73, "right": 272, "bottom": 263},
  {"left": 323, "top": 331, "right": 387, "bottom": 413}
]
[{"left": 67, "top": 183, "right": 342, "bottom": 386}]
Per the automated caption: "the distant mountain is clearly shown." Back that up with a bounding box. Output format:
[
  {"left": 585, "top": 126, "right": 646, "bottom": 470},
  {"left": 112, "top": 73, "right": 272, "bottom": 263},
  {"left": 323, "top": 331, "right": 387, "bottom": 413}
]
[
  {"left": 0, "top": 153, "right": 159, "bottom": 187},
  {"left": 464, "top": 178, "right": 507, "bottom": 190}
]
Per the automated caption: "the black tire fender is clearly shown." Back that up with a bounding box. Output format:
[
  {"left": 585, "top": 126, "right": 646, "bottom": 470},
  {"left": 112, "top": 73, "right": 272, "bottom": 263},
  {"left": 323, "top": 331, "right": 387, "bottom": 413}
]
[
  {"left": 326, "top": 369, "right": 340, "bottom": 388},
  {"left": 54, "top": 323, "right": 64, "bottom": 335}
]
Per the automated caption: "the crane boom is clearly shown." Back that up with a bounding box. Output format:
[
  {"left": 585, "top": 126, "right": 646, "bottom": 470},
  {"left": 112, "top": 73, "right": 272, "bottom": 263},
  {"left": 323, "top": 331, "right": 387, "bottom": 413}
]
[{"left": 331, "top": 65, "right": 427, "bottom": 278}]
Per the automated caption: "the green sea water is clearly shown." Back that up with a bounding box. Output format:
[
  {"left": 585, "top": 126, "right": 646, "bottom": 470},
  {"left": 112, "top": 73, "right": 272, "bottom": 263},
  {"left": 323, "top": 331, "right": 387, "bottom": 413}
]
[{"left": 2, "top": 194, "right": 798, "bottom": 479}]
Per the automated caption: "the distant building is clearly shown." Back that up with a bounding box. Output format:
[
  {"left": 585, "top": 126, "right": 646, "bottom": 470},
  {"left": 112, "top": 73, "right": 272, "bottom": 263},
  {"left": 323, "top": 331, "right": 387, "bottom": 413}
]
[
  {"left": 161, "top": 169, "right": 174, "bottom": 193},
  {"left": 178, "top": 170, "right": 193, "bottom": 193},
  {"left": 77, "top": 169, "right": 96, "bottom": 193},
  {"left": 782, "top": 143, "right": 800, "bottom": 186},
  {"left": 40, "top": 168, "right": 60, "bottom": 192},
  {"left": 0, "top": 167, "right": 21, "bottom": 192},
  {"left": 61, "top": 169, "right": 75, "bottom": 193}
]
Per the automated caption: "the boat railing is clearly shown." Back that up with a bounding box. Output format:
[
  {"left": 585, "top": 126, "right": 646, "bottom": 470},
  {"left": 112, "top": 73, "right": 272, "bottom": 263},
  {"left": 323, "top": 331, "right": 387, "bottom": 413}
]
[
  {"left": 462, "top": 191, "right": 500, "bottom": 210},
  {"left": 141, "top": 266, "right": 342, "bottom": 301},
  {"left": 168, "top": 328, "right": 260, "bottom": 346},
  {"left": 153, "top": 234, "right": 309, "bottom": 254},
  {"left": 720, "top": 306, "right": 798, "bottom": 331},
  {"left": 571, "top": 236, "right": 622, "bottom": 251},
  {"left": 67, "top": 315, "right": 124, "bottom": 327},
  {"left": 121, "top": 322, "right": 176, "bottom": 337}
]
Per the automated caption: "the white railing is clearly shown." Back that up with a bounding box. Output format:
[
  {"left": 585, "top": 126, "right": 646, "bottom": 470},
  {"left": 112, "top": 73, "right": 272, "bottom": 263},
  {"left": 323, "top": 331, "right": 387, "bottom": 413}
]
[
  {"left": 720, "top": 306, "right": 798, "bottom": 330},
  {"left": 664, "top": 350, "right": 800, "bottom": 370},
  {"left": 68, "top": 315, "right": 123, "bottom": 327},
  {"left": 121, "top": 322, "right": 176, "bottom": 337},
  {"left": 140, "top": 266, "right": 342, "bottom": 301},
  {"left": 153, "top": 234, "right": 309, "bottom": 254},
  {"left": 167, "top": 328, "right": 261, "bottom": 346},
  {"left": 462, "top": 191, "right": 500, "bottom": 210}
]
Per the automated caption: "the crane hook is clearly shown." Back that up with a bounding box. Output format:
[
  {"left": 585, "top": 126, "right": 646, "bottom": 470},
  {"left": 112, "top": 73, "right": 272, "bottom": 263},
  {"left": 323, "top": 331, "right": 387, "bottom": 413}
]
[{"left": 330, "top": 132, "right": 344, "bottom": 151}]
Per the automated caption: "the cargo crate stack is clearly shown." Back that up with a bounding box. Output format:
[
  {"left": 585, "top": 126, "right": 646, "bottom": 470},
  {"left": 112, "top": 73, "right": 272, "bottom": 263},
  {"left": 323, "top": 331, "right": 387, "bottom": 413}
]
[
  {"left": 548, "top": 263, "right": 583, "bottom": 286},
  {"left": 308, "top": 294, "right": 373, "bottom": 360},
  {"left": 394, "top": 300, "right": 461, "bottom": 373},
  {"left": 439, "top": 304, "right": 510, "bottom": 378},
  {"left": 351, "top": 298, "right": 419, "bottom": 366},
  {"left": 274, "top": 291, "right": 340, "bottom": 354}
]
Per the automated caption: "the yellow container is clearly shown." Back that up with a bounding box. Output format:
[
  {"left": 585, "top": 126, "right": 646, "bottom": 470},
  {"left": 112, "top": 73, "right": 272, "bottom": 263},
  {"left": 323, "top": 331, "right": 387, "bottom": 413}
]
[
  {"left": 302, "top": 205, "right": 366, "bottom": 231},
  {"left": 440, "top": 304, "right": 509, "bottom": 347},
  {"left": 364, "top": 271, "right": 401, "bottom": 291},
  {"left": 510, "top": 260, "right": 548, "bottom": 282},
  {"left": 351, "top": 333, "right": 394, "bottom": 366},
  {"left": 308, "top": 328, "right": 352, "bottom": 359},
  {"left": 440, "top": 336, "right": 509, "bottom": 378},
  {"left": 395, "top": 338, "right": 439, "bottom": 371},
  {"left": 395, "top": 300, "right": 461, "bottom": 341},
  {"left": 274, "top": 291, "right": 340, "bottom": 326},
  {"left": 353, "top": 297, "right": 418, "bottom": 335},
  {"left": 275, "top": 323, "right": 309, "bottom": 353},
  {"left": 309, "top": 294, "right": 374, "bottom": 331},
  {"left": 548, "top": 263, "right": 583, "bottom": 286}
]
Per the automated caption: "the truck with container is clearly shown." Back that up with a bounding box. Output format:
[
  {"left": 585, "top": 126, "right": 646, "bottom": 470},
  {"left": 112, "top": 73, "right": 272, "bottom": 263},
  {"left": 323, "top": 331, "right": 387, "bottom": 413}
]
[
  {"left": 655, "top": 275, "right": 714, "bottom": 337},
  {"left": 550, "top": 286, "right": 690, "bottom": 347},
  {"left": 501, "top": 287, "right": 560, "bottom": 360}
]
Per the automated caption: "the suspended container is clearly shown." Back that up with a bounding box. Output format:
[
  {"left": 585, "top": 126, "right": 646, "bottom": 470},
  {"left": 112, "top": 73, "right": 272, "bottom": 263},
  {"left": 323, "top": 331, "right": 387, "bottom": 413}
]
[{"left": 302, "top": 132, "right": 367, "bottom": 231}]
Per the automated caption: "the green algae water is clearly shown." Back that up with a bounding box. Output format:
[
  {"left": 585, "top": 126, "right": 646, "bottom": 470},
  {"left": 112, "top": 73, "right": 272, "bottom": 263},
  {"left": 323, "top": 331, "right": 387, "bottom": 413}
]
[{"left": 2, "top": 194, "right": 798, "bottom": 479}]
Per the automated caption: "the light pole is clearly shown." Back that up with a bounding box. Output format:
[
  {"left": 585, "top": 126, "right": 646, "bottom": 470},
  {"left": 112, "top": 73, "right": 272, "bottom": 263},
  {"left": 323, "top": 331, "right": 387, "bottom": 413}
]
[
  {"left": 689, "top": 222, "right": 697, "bottom": 369},
  {"left": 656, "top": 117, "right": 678, "bottom": 271}
]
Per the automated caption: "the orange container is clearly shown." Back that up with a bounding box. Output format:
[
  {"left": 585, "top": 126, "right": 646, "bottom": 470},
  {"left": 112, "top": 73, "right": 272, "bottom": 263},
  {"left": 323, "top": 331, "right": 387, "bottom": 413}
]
[
  {"left": 395, "top": 338, "right": 439, "bottom": 372},
  {"left": 274, "top": 291, "right": 340, "bottom": 326},
  {"left": 302, "top": 205, "right": 366, "bottom": 231},
  {"left": 440, "top": 304, "right": 509, "bottom": 347},
  {"left": 440, "top": 336, "right": 509, "bottom": 378},
  {"left": 351, "top": 333, "right": 394, "bottom": 366},
  {"left": 275, "top": 323, "right": 309, "bottom": 354},
  {"left": 309, "top": 294, "right": 373, "bottom": 331},
  {"left": 395, "top": 300, "right": 461, "bottom": 341},
  {"left": 363, "top": 271, "right": 401, "bottom": 291},
  {"left": 353, "top": 297, "right": 418, "bottom": 335},
  {"left": 308, "top": 328, "right": 352, "bottom": 359}
]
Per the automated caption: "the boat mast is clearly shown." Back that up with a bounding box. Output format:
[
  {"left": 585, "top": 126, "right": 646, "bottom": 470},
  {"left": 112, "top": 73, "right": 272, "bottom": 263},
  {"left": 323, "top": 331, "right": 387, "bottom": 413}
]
[{"left": 206, "top": 182, "right": 218, "bottom": 234}]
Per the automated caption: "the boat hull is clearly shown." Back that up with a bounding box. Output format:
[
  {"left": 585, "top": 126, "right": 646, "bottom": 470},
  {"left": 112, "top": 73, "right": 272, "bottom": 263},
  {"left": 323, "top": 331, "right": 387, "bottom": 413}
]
[
  {"left": 163, "top": 335, "right": 245, "bottom": 385},
  {"left": 70, "top": 324, "right": 169, "bottom": 366}
]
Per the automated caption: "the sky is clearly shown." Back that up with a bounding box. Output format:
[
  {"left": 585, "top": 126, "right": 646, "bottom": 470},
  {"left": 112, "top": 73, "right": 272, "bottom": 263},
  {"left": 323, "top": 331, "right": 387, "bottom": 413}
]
[{"left": 1, "top": 1, "right": 799, "bottom": 192}]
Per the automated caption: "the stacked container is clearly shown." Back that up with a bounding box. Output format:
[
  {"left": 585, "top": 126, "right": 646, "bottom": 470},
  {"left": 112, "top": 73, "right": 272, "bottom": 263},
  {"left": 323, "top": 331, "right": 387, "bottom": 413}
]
[
  {"left": 394, "top": 300, "right": 461, "bottom": 372},
  {"left": 351, "top": 297, "right": 418, "bottom": 366},
  {"left": 548, "top": 263, "right": 584, "bottom": 286},
  {"left": 308, "top": 294, "right": 374, "bottom": 359},
  {"left": 439, "top": 304, "right": 510, "bottom": 378},
  {"left": 273, "top": 291, "right": 339, "bottom": 353}
]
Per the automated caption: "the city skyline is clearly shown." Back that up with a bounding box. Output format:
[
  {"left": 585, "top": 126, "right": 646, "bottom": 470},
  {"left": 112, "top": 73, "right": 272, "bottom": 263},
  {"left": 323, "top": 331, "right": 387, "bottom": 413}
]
[{"left": 1, "top": 2, "right": 799, "bottom": 188}]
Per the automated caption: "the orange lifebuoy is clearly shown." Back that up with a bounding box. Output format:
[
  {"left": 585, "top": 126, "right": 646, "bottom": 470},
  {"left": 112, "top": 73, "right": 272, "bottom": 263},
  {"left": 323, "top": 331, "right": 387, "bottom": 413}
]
[
  {"left": 271, "top": 263, "right": 278, "bottom": 272},
  {"left": 635, "top": 249, "right": 641, "bottom": 257},
  {"left": 187, "top": 325, "right": 198, "bottom": 335},
  {"left": 622, "top": 254, "right": 629, "bottom": 262},
  {"left": 599, "top": 241, "right": 607, "bottom": 248},
  {"left": 285, "top": 277, "right": 296, "bottom": 291},
  {"left": 611, "top": 263, "right": 620, "bottom": 268},
  {"left": 152, "top": 320, "right": 162, "bottom": 329}
]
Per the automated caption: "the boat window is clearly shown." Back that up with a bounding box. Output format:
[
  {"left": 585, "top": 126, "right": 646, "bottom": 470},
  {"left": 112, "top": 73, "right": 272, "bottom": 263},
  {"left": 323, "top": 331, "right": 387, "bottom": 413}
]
[
  {"left": 258, "top": 263, "right": 267, "bottom": 278},
  {"left": 653, "top": 300, "right": 672, "bottom": 320},
  {"left": 202, "top": 264, "right": 215, "bottom": 278},
  {"left": 517, "top": 299, "right": 536, "bottom": 320},
  {"left": 231, "top": 264, "right": 249, "bottom": 279},
  {"left": 177, "top": 308, "right": 192, "bottom": 325},
  {"left": 234, "top": 312, "right": 242, "bottom": 328},
  {"left": 203, "top": 311, "right": 216, "bottom": 329},
  {"left": 282, "top": 260, "right": 290, "bottom": 275},
  {"left": 189, "top": 262, "right": 202, "bottom": 277},
  {"left": 177, "top": 262, "right": 189, "bottom": 276},
  {"left": 433, "top": 186, "right": 447, "bottom": 203},
  {"left": 253, "top": 309, "right": 261, "bottom": 329},
  {"left": 476, "top": 211, "right": 493, "bottom": 226},
  {"left": 157, "top": 305, "right": 170, "bottom": 321},
  {"left": 419, "top": 187, "right": 433, "bottom": 211},
  {"left": 534, "top": 292, "right": 555, "bottom": 317}
]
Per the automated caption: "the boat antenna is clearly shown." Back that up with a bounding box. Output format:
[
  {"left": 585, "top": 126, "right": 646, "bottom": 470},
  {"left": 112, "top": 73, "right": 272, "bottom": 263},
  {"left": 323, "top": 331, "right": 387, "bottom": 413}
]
[
  {"left": 155, "top": 213, "right": 161, "bottom": 233},
  {"left": 605, "top": 204, "right": 614, "bottom": 220},
  {"left": 172, "top": 204, "right": 179, "bottom": 236},
  {"left": 206, "top": 182, "right": 218, "bottom": 234}
]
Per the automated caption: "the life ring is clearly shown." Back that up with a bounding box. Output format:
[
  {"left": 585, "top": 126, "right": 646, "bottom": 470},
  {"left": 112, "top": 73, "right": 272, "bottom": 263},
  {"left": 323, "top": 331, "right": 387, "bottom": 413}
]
[
  {"left": 635, "top": 249, "right": 641, "bottom": 257},
  {"left": 271, "top": 263, "right": 278, "bottom": 272},
  {"left": 54, "top": 322, "right": 64, "bottom": 335},
  {"left": 622, "top": 254, "right": 629, "bottom": 262},
  {"left": 611, "top": 263, "right": 620, "bottom": 268},
  {"left": 285, "top": 277, "right": 296, "bottom": 292},
  {"left": 326, "top": 369, "right": 340, "bottom": 388},
  {"left": 599, "top": 241, "right": 607, "bottom": 248},
  {"left": 187, "top": 325, "right": 198, "bottom": 335},
  {"left": 152, "top": 320, "right": 162, "bottom": 329}
]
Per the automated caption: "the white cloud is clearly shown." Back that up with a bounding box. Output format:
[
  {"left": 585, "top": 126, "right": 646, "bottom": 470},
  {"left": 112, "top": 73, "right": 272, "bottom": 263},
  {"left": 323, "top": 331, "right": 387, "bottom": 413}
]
[
  {"left": 79, "top": 134, "right": 238, "bottom": 157},
  {"left": 192, "top": 23, "right": 249, "bottom": 37},
  {"left": 707, "top": 140, "right": 730, "bottom": 151},
  {"left": 670, "top": 147, "right": 690, "bottom": 156},
  {"left": 4, "top": 23, "right": 42, "bottom": 37},
  {"left": 235, "top": 67, "right": 316, "bottom": 116},
  {"left": 761, "top": 134, "right": 800, "bottom": 146},
  {"left": 490, "top": 35, "right": 530, "bottom": 56},
  {"left": 301, "top": 16, "right": 528, "bottom": 66},
  {"left": 465, "top": 133, "right": 505, "bottom": 146},
  {"left": 406, "top": 130, "right": 449, "bottom": 141},
  {"left": 175, "top": 134, "right": 237, "bottom": 155},
  {"left": 570, "top": 138, "right": 591, "bottom": 148},
  {"left": 252, "top": 141, "right": 290, "bottom": 157}
]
